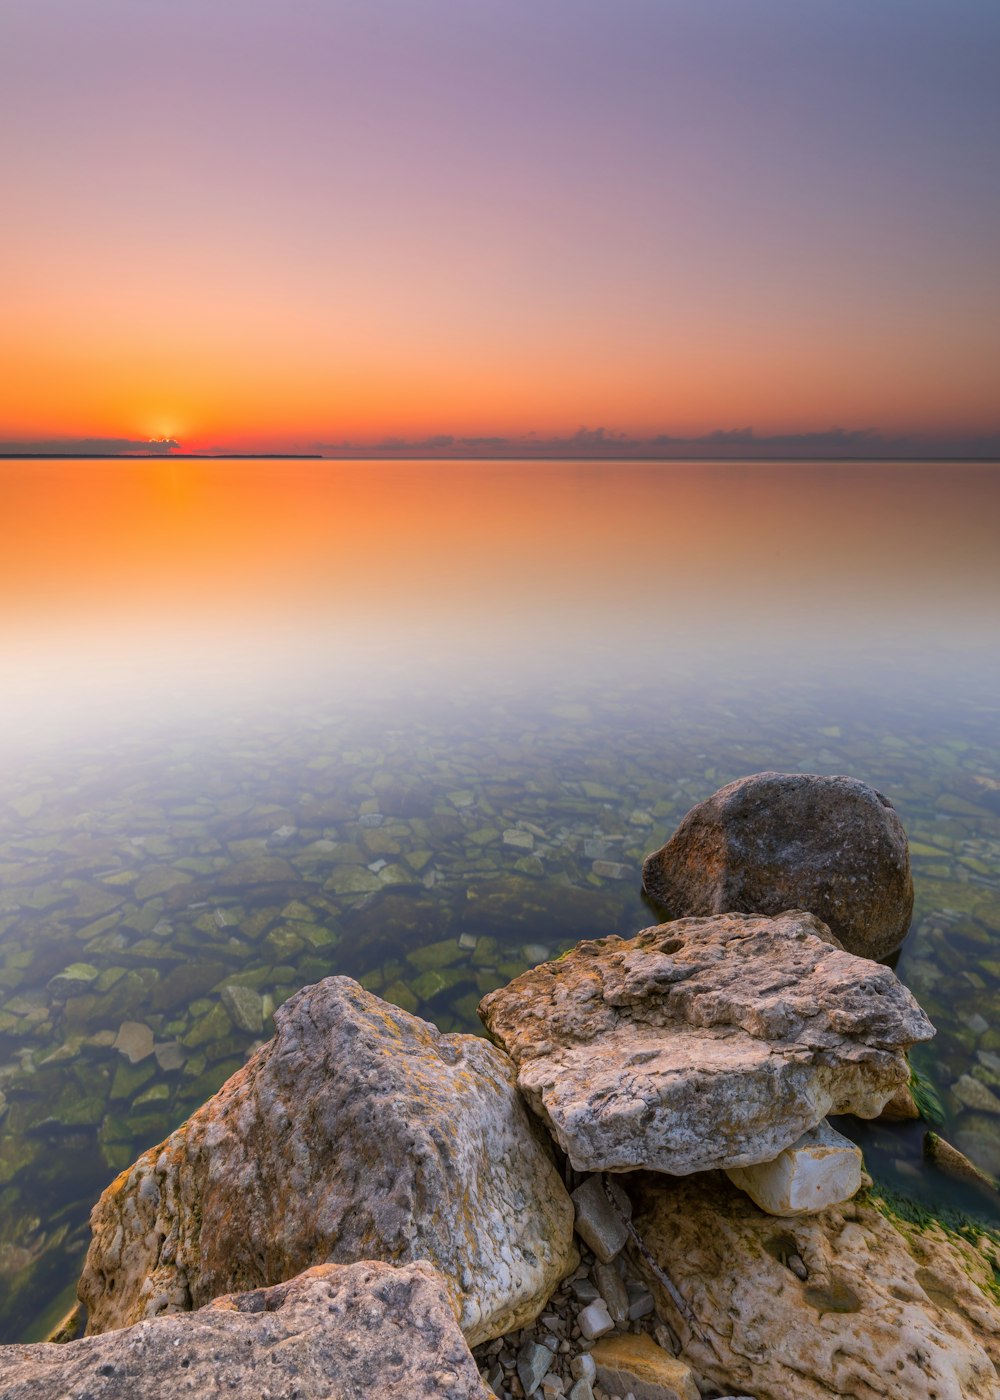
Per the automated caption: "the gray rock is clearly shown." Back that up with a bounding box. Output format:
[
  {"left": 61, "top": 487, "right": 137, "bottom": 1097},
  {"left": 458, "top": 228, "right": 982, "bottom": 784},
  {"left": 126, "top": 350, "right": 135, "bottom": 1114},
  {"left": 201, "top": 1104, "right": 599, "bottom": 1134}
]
[
  {"left": 81, "top": 976, "right": 576, "bottom": 1346},
  {"left": 571, "top": 1354, "right": 597, "bottom": 1382},
  {"left": 594, "top": 1262, "right": 629, "bottom": 1326},
  {"left": 0, "top": 1261, "right": 488, "bottom": 1399},
  {"left": 517, "top": 1339, "right": 554, "bottom": 1394},
  {"left": 570, "top": 1175, "right": 631, "bottom": 1262},
  {"left": 641, "top": 771, "right": 914, "bottom": 960},
  {"left": 113, "top": 1020, "right": 154, "bottom": 1063},
  {"left": 480, "top": 912, "right": 933, "bottom": 1175},
  {"left": 219, "top": 983, "right": 265, "bottom": 1034}
]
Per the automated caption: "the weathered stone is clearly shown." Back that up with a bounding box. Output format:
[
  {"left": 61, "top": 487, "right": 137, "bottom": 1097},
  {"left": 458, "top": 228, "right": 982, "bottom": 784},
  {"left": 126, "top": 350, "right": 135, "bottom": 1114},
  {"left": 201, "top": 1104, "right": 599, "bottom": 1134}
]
[
  {"left": 0, "top": 1261, "right": 489, "bottom": 1399},
  {"left": 46, "top": 963, "right": 99, "bottom": 998},
  {"left": 80, "top": 976, "right": 576, "bottom": 1345},
  {"left": 725, "top": 1120, "right": 863, "bottom": 1216},
  {"left": 954, "top": 1072, "right": 1000, "bottom": 1115},
  {"left": 571, "top": 1174, "right": 631, "bottom": 1262},
  {"left": 642, "top": 772, "right": 914, "bottom": 960},
  {"left": 924, "top": 1130, "right": 998, "bottom": 1190},
  {"left": 630, "top": 1172, "right": 1000, "bottom": 1400},
  {"left": 480, "top": 912, "right": 932, "bottom": 1174},
  {"left": 589, "top": 1334, "right": 699, "bottom": 1400}
]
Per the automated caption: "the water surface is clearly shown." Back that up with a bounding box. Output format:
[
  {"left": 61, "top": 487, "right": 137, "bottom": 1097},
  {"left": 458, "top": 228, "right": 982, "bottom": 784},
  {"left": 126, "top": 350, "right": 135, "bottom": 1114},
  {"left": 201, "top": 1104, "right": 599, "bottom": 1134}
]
[{"left": 1, "top": 458, "right": 998, "bottom": 1339}]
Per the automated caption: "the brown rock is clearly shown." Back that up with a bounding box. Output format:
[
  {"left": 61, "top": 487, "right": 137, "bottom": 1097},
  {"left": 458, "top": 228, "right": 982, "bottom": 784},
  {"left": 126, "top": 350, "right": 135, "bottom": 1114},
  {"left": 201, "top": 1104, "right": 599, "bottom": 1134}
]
[
  {"left": 2, "top": 1262, "right": 489, "bottom": 1399},
  {"left": 480, "top": 912, "right": 933, "bottom": 1174},
  {"left": 79, "top": 977, "right": 576, "bottom": 1345},
  {"left": 589, "top": 1333, "right": 700, "bottom": 1400},
  {"left": 642, "top": 772, "right": 914, "bottom": 960},
  {"left": 629, "top": 1172, "right": 1000, "bottom": 1400}
]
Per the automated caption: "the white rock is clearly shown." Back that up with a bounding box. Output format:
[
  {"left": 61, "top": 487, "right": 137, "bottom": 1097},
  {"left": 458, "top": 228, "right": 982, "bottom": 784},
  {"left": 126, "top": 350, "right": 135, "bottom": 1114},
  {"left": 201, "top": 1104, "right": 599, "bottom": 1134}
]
[
  {"left": 577, "top": 1299, "right": 614, "bottom": 1340},
  {"left": 725, "top": 1119, "right": 862, "bottom": 1216}
]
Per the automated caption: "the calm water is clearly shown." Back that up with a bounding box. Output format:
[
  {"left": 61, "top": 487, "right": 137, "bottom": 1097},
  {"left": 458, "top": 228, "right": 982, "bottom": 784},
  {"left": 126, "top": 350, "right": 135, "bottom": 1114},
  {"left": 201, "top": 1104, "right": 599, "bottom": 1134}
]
[{"left": 0, "top": 458, "right": 998, "bottom": 1340}]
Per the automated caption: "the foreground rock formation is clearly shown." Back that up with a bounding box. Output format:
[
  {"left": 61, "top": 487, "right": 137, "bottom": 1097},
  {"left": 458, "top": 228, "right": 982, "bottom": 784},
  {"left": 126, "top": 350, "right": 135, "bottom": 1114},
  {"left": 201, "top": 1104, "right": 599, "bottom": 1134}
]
[
  {"left": 1, "top": 1261, "right": 489, "bottom": 1399},
  {"left": 629, "top": 1171, "right": 1000, "bottom": 1400},
  {"left": 79, "top": 976, "right": 576, "bottom": 1344},
  {"left": 479, "top": 911, "right": 933, "bottom": 1174},
  {"left": 642, "top": 771, "right": 914, "bottom": 960}
]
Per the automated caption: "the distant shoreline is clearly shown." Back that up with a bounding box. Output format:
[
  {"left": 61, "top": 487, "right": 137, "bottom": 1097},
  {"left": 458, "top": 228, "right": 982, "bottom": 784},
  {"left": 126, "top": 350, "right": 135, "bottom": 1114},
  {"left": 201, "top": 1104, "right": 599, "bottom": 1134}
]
[{"left": 0, "top": 453, "right": 998, "bottom": 464}]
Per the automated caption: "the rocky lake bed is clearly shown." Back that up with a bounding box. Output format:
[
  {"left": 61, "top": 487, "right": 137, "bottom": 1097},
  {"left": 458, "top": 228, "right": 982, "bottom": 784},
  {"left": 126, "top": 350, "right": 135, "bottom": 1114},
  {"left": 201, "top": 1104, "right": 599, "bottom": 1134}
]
[{"left": 0, "top": 736, "right": 998, "bottom": 1397}]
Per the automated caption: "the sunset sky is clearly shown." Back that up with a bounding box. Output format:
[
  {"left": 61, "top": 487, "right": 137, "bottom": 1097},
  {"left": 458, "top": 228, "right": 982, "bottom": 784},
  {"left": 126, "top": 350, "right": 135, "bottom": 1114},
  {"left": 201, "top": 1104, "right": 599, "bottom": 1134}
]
[{"left": 1, "top": 0, "right": 998, "bottom": 454}]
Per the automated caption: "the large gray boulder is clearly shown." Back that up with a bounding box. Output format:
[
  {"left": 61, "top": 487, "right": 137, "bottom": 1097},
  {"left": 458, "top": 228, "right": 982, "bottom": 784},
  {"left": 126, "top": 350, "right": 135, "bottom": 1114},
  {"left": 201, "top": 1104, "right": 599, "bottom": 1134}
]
[
  {"left": 0, "top": 1262, "right": 490, "bottom": 1399},
  {"left": 642, "top": 772, "right": 914, "bottom": 960},
  {"left": 479, "top": 911, "right": 933, "bottom": 1174},
  {"left": 79, "top": 977, "right": 576, "bottom": 1345}
]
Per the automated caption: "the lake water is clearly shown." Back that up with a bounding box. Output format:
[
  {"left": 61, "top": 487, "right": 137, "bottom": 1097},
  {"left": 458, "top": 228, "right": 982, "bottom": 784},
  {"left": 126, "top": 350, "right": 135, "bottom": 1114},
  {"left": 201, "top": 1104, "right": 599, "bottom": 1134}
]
[{"left": 0, "top": 457, "right": 998, "bottom": 1341}]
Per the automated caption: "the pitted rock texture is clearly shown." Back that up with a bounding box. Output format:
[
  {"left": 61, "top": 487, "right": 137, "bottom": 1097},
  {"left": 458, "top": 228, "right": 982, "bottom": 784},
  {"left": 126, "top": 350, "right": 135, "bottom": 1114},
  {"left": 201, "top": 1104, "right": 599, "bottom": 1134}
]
[
  {"left": 1, "top": 1262, "right": 490, "bottom": 1399},
  {"left": 479, "top": 912, "right": 933, "bottom": 1174},
  {"left": 629, "top": 1172, "right": 1000, "bottom": 1400},
  {"left": 642, "top": 771, "right": 914, "bottom": 960},
  {"left": 79, "top": 977, "right": 576, "bottom": 1344}
]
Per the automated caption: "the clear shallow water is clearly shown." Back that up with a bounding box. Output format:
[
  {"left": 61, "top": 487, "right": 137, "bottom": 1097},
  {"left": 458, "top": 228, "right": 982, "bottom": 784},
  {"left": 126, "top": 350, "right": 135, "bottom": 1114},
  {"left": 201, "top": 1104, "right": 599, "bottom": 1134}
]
[{"left": 0, "top": 458, "right": 998, "bottom": 1340}]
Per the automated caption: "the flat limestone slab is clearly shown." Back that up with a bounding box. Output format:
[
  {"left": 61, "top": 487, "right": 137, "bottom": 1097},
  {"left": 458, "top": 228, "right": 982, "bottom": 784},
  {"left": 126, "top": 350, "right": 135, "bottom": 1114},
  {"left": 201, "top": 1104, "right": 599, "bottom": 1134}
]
[
  {"left": 480, "top": 911, "right": 933, "bottom": 1174},
  {"left": 725, "top": 1119, "right": 863, "bottom": 1215},
  {"left": 0, "top": 1262, "right": 490, "bottom": 1400}
]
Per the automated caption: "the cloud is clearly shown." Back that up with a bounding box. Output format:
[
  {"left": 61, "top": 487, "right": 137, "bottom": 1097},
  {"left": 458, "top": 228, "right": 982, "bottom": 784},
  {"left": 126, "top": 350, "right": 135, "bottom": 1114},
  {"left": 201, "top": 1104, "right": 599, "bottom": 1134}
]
[{"left": 0, "top": 437, "right": 180, "bottom": 456}]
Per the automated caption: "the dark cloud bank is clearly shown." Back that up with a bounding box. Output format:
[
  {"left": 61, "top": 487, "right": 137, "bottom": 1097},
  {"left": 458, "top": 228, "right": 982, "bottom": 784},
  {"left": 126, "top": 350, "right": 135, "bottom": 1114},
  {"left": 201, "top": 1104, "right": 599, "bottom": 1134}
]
[
  {"left": 0, "top": 438, "right": 181, "bottom": 457},
  {"left": 3, "top": 429, "right": 998, "bottom": 460},
  {"left": 314, "top": 427, "right": 1000, "bottom": 460}
]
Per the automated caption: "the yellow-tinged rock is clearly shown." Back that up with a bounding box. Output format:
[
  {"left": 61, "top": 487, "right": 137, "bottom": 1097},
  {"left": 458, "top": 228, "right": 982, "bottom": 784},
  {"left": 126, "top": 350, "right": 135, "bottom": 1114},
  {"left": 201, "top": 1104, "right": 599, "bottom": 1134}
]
[
  {"left": 79, "top": 977, "right": 576, "bottom": 1347},
  {"left": 589, "top": 1333, "right": 699, "bottom": 1400}
]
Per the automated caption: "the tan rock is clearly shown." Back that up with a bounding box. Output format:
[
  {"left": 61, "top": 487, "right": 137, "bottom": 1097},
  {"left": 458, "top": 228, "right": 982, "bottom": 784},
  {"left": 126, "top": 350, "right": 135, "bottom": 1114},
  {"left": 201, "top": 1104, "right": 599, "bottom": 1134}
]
[
  {"left": 590, "top": 1332, "right": 699, "bottom": 1400},
  {"left": 480, "top": 911, "right": 932, "bottom": 1174},
  {"left": 630, "top": 1172, "right": 1000, "bottom": 1400},
  {"left": 641, "top": 771, "right": 914, "bottom": 960},
  {"left": 2, "top": 1261, "right": 489, "bottom": 1399},
  {"left": 79, "top": 977, "right": 576, "bottom": 1345},
  {"left": 725, "top": 1120, "right": 862, "bottom": 1216}
]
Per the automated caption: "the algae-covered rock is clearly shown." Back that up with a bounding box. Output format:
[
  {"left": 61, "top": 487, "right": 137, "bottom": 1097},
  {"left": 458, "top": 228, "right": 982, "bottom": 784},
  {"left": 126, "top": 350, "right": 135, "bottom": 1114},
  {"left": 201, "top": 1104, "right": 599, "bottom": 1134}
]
[
  {"left": 79, "top": 976, "right": 576, "bottom": 1345},
  {"left": 1, "top": 1262, "right": 489, "bottom": 1399},
  {"left": 480, "top": 911, "right": 933, "bottom": 1174},
  {"left": 642, "top": 772, "right": 914, "bottom": 960}
]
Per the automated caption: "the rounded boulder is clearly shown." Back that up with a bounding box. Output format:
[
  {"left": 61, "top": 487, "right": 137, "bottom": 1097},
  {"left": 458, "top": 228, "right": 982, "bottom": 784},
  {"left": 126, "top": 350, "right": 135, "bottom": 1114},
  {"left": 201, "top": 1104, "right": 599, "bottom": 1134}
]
[{"left": 642, "top": 771, "right": 913, "bottom": 960}]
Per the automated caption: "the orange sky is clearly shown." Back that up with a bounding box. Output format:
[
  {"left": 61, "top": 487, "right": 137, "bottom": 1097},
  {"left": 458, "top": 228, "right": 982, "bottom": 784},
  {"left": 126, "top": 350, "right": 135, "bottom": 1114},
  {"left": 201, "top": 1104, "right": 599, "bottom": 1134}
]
[{"left": 1, "top": 2, "right": 998, "bottom": 452}]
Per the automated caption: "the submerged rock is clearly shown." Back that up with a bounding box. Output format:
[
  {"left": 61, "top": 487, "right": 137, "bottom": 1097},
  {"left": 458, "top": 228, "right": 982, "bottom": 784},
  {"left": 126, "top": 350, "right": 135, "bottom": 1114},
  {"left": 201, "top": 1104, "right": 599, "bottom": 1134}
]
[
  {"left": 642, "top": 772, "right": 914, "bottom": 960},
  {"left": 79, "top": 976, "right": 575, "bottom": 1345},
  {"left": 629, "top": 1172, "right": 1000, "bottom": 1400},
  {"left": 479, "top": 911, "right": 933, "bottom": 1174},
  {"left": 1, "top": 1261, "right": 489, "bottom": 1399}
]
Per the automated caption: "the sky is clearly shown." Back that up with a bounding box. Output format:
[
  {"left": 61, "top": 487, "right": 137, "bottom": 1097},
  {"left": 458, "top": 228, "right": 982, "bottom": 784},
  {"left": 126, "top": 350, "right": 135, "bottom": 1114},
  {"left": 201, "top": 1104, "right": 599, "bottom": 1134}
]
[{"left": 1, "top": 0, "right": 998, "bottom": 455}]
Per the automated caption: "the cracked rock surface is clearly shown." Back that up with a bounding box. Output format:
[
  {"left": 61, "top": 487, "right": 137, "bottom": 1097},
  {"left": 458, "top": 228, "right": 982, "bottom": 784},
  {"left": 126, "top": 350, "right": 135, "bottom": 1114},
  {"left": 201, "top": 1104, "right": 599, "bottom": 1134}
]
[
  {"left": 479, "top": 911, "right": 933, "bottom": 1174},
  {"left": 0, "top": 1262, "right": 490, "bottom": 1399},
  {"left": 629, "top": 1172, "right": 1000, "bottom": 1400},
  {"left": 79, "top": 976, "right": 576, "bottom": 1344}
]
